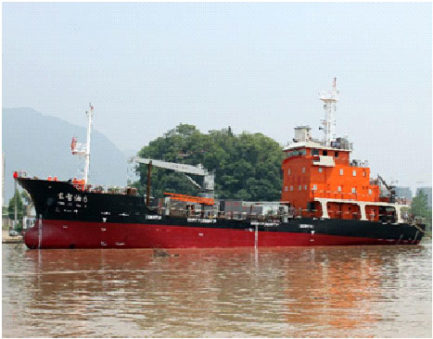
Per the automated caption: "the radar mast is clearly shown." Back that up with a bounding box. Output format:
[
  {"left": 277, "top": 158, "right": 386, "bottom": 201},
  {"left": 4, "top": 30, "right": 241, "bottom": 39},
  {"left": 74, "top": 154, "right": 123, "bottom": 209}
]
[{"left": 319, "top": 77, "right": 339, "bottom": 146}]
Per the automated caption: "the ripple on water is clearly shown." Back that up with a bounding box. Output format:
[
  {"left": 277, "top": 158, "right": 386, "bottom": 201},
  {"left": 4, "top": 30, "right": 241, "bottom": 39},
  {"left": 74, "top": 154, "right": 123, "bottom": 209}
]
[{"left": 2, "top": 243, "right": 432, "bottom": 337}]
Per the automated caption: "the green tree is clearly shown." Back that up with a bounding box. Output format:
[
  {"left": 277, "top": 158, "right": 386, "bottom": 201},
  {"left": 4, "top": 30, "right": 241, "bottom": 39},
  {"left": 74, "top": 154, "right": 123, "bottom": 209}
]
[
  {"left": 411, "top": 190, "right": 432, "bottom": 234},
  {"left": 7, "top": 191, "right": 26, "bottom": 230},
  {"left": 21, "top": 190, "right": 32, "bottom": 207},
  {"left": 134, "top": 124, "right": 284, "bottom": 201}
]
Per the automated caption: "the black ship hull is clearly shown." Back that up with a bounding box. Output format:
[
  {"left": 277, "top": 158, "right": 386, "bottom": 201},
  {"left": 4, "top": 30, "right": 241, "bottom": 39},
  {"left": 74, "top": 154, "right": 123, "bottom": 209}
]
[{"left": 18, "top": 178, "right": 425, "bottom": 249}]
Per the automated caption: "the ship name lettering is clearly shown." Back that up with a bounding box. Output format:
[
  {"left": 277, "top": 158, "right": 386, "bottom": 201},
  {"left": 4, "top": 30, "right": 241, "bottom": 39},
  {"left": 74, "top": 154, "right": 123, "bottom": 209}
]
[
  {"left": 299, "top": 224, "right": 314, "bottom": 229},
  {"left": 250, "top": 221, "right": 279, "bottom": 226},
  {"left": 58, "top": 192, "right": 64, "bottom": 200},
  {"left": 187, "top": 218, "right": 216, "bottom": 224},
  {"left": 146, "top": 215, "right": 162, "bottom": 220}
]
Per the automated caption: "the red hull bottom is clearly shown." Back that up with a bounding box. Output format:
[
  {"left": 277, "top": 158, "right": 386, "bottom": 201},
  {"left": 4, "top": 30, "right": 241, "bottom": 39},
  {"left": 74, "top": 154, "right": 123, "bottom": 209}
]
[{"left": 24, "top": 219, "right": 422, "bottom": 249}]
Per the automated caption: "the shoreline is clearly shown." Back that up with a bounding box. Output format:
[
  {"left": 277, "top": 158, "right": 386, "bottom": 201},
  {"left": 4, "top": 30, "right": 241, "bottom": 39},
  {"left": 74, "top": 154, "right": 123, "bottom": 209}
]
[{"left": 2, "top": 230, "right": 23, "bottom": 243}]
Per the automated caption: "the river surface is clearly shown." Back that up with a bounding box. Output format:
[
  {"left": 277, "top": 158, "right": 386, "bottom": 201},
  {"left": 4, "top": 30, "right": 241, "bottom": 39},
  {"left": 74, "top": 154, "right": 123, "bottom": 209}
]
[{"left": 2, "top": 242, "right": 432, "bottom": 338}]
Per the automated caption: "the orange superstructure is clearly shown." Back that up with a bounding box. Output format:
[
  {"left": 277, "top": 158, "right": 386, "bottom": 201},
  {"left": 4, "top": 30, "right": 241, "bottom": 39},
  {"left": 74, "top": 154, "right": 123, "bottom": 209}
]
[
  {"left": 280, "top": 79, "right": 401, "bottom": 223},
  {"left": 280, "top": 135, "right": 382, "bottom": 221}
]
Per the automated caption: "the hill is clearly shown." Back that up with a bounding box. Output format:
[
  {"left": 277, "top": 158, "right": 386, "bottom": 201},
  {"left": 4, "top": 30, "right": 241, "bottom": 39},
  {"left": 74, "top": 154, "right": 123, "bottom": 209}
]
[{"left": 2, "top": 107, "right": 128, "bottom": 202}]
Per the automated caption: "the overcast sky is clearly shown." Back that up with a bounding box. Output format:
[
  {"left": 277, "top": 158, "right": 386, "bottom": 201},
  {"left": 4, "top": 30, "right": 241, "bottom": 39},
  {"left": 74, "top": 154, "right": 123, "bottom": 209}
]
[{"left": 3, "top": 2, "right": 432, "bottom": 192}]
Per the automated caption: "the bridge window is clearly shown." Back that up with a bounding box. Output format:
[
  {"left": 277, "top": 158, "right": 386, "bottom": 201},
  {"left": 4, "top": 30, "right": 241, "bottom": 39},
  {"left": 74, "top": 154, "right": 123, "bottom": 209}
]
[
  {"left": 368, "top": 189, "right": 372, "bottom": 195},
  {"left": 304, "top": 185, "right": 308, "bottom": 190},
  {"left": 286, "top": 149, "right": 307, "bottom": 158},
  {"left": 338, "top": 186, "right": 342, "bottom": 192},
  {"left": 323, "top": 150, "right": 328, "bottom": 156},
  {"left": 352, "top": 187, "right": 357, "bottom": 193},
  {"left": 318, "top": 167, "right": 323, "bottom": 173},
  {"left": 335, "top": 151, "right": 339, "bottom": 158},
  {"left": 312, "top": 149, "right": 319, "bottom": 156},
  {"left": 290, "top": 185, "right": 294, "bottom": 191},
  {"left": 302, "top": 167, "right": 306, "bottom": 173},
  {"left": 298, "top": 185, "right": 302, "bottom": 191},
  {"left": 287, "top": 168, "right": 291, "bottom": 175},
  {"left": 312, "top": 184, "right": 317, "bottom": 191},
  {"left": 352, "top": 170, "right": 356, "bottom": 176},
  {"left": 284, "top": 186, "right": 288, "bottom": 192},
  {"left": 340, "top": 169, "right": 344, "bottom": 175}
]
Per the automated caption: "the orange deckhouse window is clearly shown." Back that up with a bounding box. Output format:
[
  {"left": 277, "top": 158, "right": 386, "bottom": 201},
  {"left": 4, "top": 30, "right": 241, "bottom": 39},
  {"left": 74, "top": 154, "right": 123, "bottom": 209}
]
[{"left": 286, "top": 149, "right": 306, "bottom": 158}]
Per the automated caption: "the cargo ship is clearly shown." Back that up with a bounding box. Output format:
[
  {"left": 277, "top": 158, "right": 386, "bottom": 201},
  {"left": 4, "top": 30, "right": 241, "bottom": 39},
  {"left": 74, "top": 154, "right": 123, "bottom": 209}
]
[{"left": 16, "top": 79, "right": 425, "bottom": 249}]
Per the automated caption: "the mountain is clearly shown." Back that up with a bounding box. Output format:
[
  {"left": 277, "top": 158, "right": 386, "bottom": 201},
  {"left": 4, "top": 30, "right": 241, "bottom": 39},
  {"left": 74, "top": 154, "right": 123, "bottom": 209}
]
[{"left": 2, "top": 107, "right": 129, "bottom": 203}]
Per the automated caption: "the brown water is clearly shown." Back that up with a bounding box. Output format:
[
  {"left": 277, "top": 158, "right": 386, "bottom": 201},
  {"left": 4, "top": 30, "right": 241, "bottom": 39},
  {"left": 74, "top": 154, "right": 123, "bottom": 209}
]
[{"left": 2, "top": 242, "right": 432, "bottom": 338}]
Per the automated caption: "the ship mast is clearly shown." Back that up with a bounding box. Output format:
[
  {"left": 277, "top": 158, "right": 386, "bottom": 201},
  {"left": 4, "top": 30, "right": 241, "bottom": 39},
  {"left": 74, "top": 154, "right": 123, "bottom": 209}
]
[
  {"left": 319, "top": 77, "right": 339, "bottom": 146},
  {"left": 83, "top": 103, "right": 94, "bottom": 185},
  {"left": 70, "top": 103, "right": 94, "bottom": 186}
]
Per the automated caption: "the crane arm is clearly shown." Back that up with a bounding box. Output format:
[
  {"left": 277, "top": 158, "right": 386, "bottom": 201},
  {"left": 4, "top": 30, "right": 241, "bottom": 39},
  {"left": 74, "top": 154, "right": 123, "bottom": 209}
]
[
  {"left": 378, "top": 174, "right": 394, "bottom": 192},
  {"left": 132, "top": 157, "right": 207, "bottom": 176},
  {"left": 131, "top": 156, "right": 214, "bottom": 194},
  {"left": 184, "top": 175, "right": 202, "bottom": 190}
]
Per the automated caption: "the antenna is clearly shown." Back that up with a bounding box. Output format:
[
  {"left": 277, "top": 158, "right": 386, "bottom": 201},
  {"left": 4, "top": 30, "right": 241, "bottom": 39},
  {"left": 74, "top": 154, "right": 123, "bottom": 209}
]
[{"left": 319, "top": 77, "right": 339, "bottom": 146}]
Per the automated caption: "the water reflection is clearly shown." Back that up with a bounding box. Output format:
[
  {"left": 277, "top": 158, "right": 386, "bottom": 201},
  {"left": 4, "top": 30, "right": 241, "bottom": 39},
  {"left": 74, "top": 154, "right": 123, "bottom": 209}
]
[{"left": 3, "top": 243, "right": 431, "bottom": 337}]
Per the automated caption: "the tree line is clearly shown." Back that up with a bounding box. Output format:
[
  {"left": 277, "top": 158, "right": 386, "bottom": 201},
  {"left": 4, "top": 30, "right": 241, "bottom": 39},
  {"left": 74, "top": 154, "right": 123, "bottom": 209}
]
[
  {"left": 133, "top": 124, "right": 284, "bottom": 201},
  {"left": 410, "top": 190, "right": 432, "bottom": 234}
]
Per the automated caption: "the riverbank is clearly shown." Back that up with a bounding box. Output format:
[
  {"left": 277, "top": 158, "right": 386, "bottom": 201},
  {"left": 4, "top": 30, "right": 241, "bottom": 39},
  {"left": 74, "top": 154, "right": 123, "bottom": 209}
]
[{"left": 2, "top": 230, "right": 23, "bottom": 243}]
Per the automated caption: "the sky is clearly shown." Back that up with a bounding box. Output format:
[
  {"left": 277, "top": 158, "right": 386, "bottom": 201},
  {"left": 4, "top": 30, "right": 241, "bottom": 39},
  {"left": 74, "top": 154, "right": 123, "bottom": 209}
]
[{"left": 2, "top": 2, "right": 432, "bottom": 193}]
